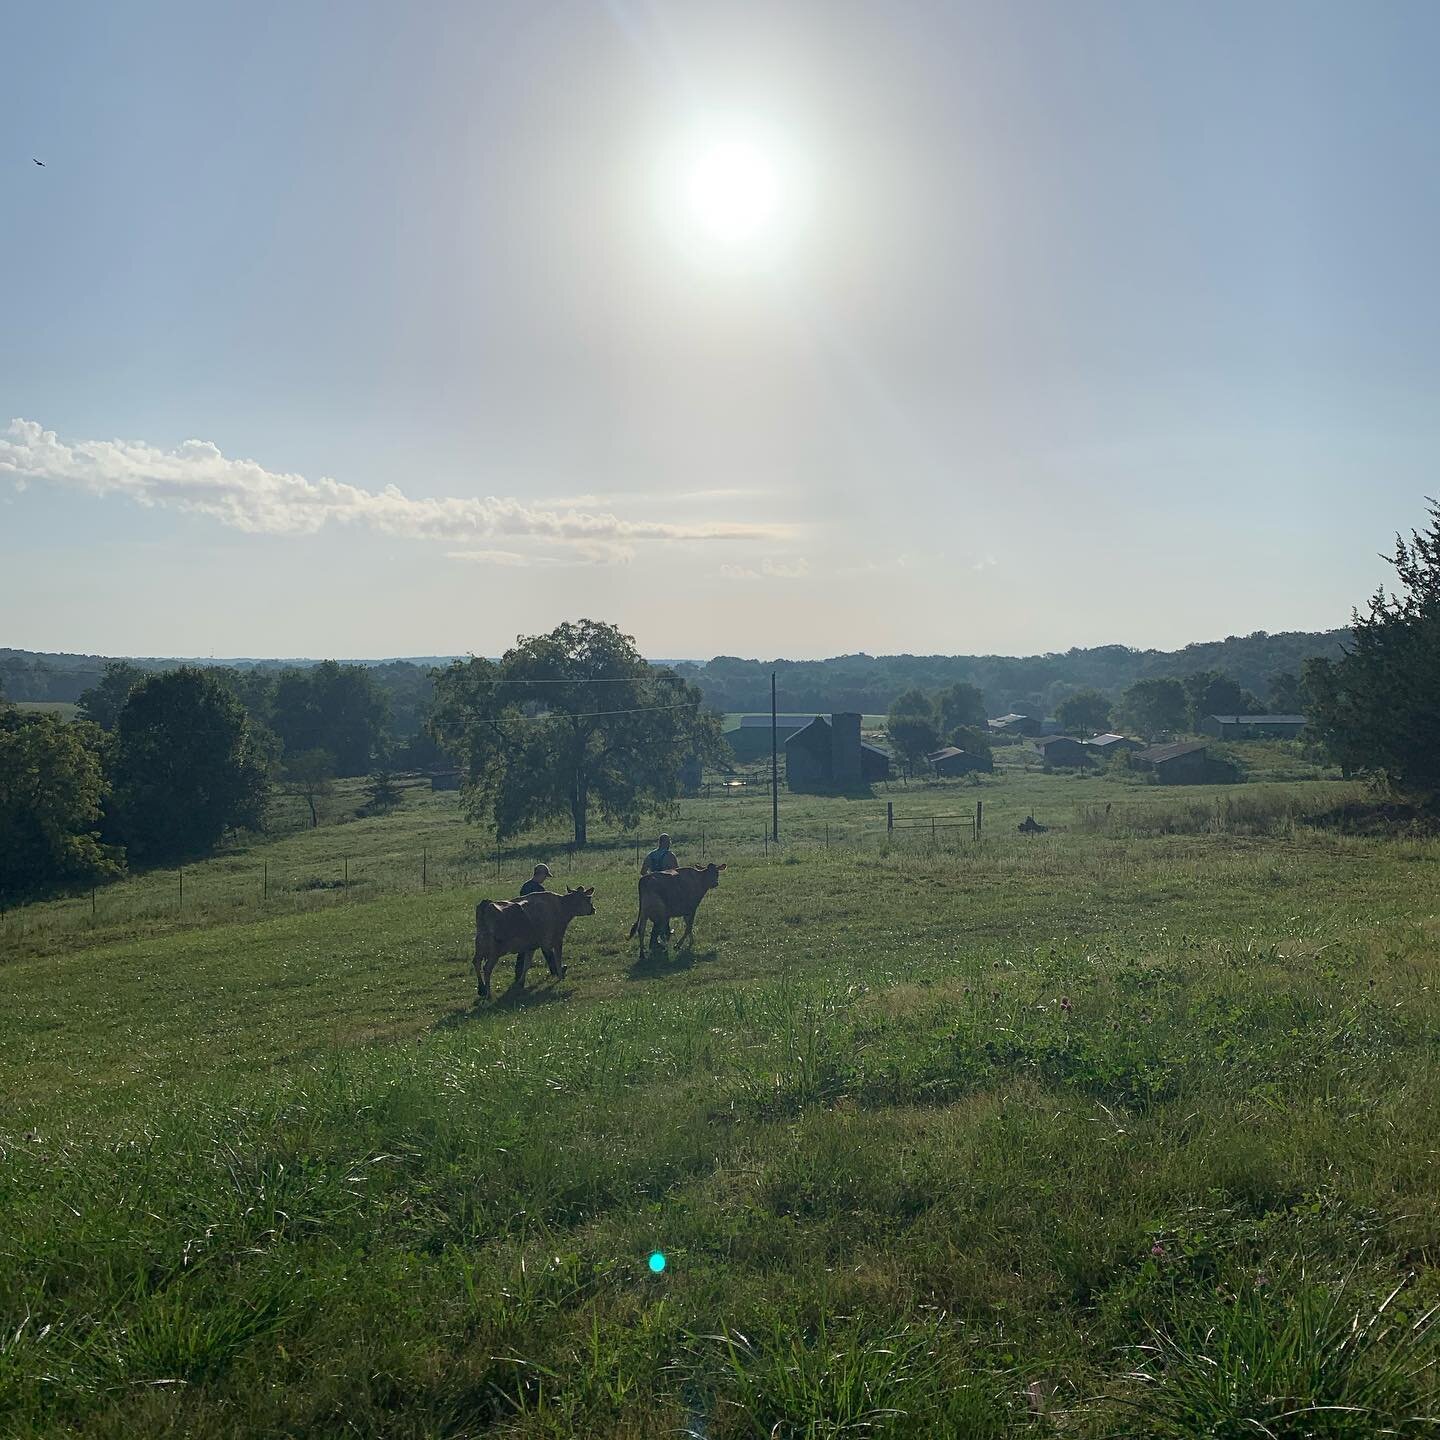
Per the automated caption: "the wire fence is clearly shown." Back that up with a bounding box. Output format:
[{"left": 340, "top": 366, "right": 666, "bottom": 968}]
[{"left": 0, "top": 806, "right": 989, "bottom": 953}]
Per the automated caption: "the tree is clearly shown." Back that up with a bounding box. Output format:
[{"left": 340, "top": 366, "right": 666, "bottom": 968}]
[
  {"left": 1306, "top": 503, "right": 1440, "bottom": 801},
  {"left": 1118, "top": 677, "right": 1189, "bottom": 737},
  {"left": 0, "top": 712, "right": 124, "bottom": 901},
  {"left": 109, "top": 668, "right": 270, "bottom": 862},
  {"left": 948, "top": 724, "right": 993, "bottom": 757},
  {"left": 76, "top": 661, "right": 147, "bottom": 730},
  {"left": 428, "top": 620, "right": 724, "bottom": 848},
  {"left": 1268, "top": 671, "right": 1307, "bottom": 713},
  {"left": 282, "top": 748, "right": 336, "bottom": 829},
  {"left": 886, "top": 689, "right": 941, "bottom": 773},
  {"left": 936, "top": 682, "right": 987, "bottom": 733},
  {"left": 271, "top": 661, "right": 389, "bottom": 776},
  {"left": 1056, "top": 689, "right": 1112, "bottom": 735},
  {"left": 1183, "top": 671, "right": 1249, "bottom": 727},
  {"left": 361, "top": 765, "right": 404, "bottom": 815}
]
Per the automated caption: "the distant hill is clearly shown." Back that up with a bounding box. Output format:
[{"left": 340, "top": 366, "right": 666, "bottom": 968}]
[
  {"left": 2, "top": 629, "right": 1349, "bottom": 720},
  {"left": 673, "top": 629, "right": 1352, "bottom": 717}
]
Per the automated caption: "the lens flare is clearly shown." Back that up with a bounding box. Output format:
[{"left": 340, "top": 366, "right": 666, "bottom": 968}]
[{"left": 648, "top": 1250, "right": 667, "bottom": 1274}]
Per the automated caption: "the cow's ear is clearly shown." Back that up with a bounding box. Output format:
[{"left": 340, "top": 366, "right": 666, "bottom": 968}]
[
  {"left": 585, "top": 886, "right": 595, "bottom": 895},
  {"left": 716, "top": 863, "right": 727, "bottom": 871}
]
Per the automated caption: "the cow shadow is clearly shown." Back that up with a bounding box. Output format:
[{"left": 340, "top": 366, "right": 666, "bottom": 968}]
[
  {"left": 433, "top": 980, "right": 569, "bottom": 1028},
  {"left": 625, "top": 945, "right": 719, "bottom": 981}
]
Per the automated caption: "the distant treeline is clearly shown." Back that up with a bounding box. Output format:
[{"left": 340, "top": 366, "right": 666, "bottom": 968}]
[
  {"left": 1, "top": 651, "right": 441, "bottom": 744},
  {"left": 2, "top": 627, "right": 1349, "bottom": 731},
  {"left": 673, "top": 629, "right": 1351, "bottom": 716}
]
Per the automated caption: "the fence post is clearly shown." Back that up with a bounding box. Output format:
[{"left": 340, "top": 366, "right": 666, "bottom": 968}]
[
  {"left": 422, "top": 847, "right": 428, "bottom": 889},
  {"left": 178, "top": 867, "right": 183, "bottom": 915},
  {"left": 263, "top": 861, "right": 268, "bottom": 902},
  {"left": 975, "top": 800, "right": 983, "bottom": 841},
  {"left": 825, "top": 824, "right": 830, "bottom": 850},
  {"left": 887, "top": 802, "right": 894, "bottom": 834},
  {"left": 763, "top": 832, "right": 769, "bottom": 859},
  {"left": 931, "top": 816, "right": 936, "bottom": 844},
  {"left": 344, "top": 856, "right": 349, "bottom": 893},
  {"left": 92, "top": 887, "right": 96, "bottom": 921}
]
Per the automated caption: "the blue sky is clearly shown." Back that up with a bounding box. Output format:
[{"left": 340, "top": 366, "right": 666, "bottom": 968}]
[{"left": 4, "top": 0, "right": 1439, "bottom": 660}]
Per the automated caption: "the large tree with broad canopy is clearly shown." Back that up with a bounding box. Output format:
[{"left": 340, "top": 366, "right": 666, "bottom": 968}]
[{"left": 428, "top": 620, "right": 724, "bottom": 848}]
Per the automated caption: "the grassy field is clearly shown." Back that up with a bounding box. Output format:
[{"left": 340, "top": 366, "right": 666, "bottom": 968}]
[
  {"left": 5, "top": 760, "right": 1440, "bottom": 1436},
  {"left": 9, "top": 700, "right": 80, "bottom": 720}
]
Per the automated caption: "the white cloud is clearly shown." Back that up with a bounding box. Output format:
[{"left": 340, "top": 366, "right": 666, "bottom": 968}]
[
  {"left": 446, "top": 540, "right": 637, "bottom": 568},
  {"left": 717, "top": 556, "right": 811, "bottom": 581},
  {"left": 0, "top": 419, "right": 793, "bottom": 552},
  {"left": 445, "top": 549, "right": 541, "bottom": 568}
]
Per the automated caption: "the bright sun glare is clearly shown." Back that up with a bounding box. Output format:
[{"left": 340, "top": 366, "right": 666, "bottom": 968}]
[
  {"left": 684, "top": 139, "right": 782, "bottom": 246},
  {"left": 658, "top": 120, "right": 806, "bottom": 268}
]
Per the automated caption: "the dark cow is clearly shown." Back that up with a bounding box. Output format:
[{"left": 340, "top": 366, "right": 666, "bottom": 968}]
[
  {"left": 474, "top": 885, "right": 595, "bottom": 1000},
  {"left": 629, "top": 863, "right": 726, "bottom": 957}
]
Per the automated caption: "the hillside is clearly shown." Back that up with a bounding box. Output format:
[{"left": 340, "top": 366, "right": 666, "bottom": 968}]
[
  {"left": 1, "top": 628, "right": 1348, "bottom": 718},
  {"left": 7, "top": 767, "right": 1440, "bottom": 1434}
]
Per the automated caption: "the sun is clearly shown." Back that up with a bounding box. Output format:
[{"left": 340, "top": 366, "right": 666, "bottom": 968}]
[
  {"left": 656, "top": 119, "right": 808, "bottom": 269},
  {"left": 684, "top": 138, "right": 783, "bottom": 247}
]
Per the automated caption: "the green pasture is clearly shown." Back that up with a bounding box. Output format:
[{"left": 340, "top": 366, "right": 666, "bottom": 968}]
[
  {"left": 4, "top": 762, "right": 1440, "bottom": 1436},
  {"left": 8, "top": 700, "right": 79, "bottom": 720}
]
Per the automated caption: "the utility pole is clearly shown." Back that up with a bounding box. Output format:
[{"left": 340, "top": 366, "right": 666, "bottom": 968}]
[{"left": 771, "top": 670, "right": 779, "bottom": 843}]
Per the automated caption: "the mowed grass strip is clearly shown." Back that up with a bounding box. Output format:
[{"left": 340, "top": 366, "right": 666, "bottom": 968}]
[{"left": 4, "top": 775, "right": 1440, "bottom": 1436}]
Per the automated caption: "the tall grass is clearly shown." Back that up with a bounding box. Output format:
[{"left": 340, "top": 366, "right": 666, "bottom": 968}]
[{"left": 5, "top": 772, "right": 1440, "bottom": 1434}]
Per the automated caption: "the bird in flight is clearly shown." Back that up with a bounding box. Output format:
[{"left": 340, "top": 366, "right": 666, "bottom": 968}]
[{"left": 33, "top": 158, "right": 45, "bottom": 167}]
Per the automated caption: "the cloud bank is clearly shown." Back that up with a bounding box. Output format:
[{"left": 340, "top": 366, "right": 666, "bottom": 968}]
[{"left": 0, "top": 419, "right": 792, "bottom": 562}]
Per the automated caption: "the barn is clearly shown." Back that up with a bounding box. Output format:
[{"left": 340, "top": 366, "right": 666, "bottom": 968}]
[
  {"left": 1135, "top": 740, "right": 1214, "bottom": 783},
  {"left": 1199, "top": 714, "right": 1308, "bottom": 740},
  {"left": 785, "top": 713, "right": 885, "bottom": 788},
  {"left": 1085, "top": 733, "right": 1144, "bottom": 757},
  {"left": 988, "top": 713, "right": 1042, "bottom": 737},
  {"left": 926, "top": 745, "right": 993, "bottom": 777},
  {"left": 1032, "top": 735, "right": 1092, "bottom": 767},
  {"left": 724, "top": 714, "right": 822, "bottom": 762}
]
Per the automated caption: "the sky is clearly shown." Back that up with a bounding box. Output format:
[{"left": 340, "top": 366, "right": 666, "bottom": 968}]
[{"left": 4, "top": 0, "right": 1440, "bottom": 662}]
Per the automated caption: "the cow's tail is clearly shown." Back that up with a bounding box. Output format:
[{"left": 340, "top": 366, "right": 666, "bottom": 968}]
[
  {"left": 477, "top": 898, "right": 501, "bottom": 935},
  {"left": 628, "top": 876, "right": 644, "bottom": 938}
]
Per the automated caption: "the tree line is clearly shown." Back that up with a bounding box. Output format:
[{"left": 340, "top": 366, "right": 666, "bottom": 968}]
[
  {"left": 677, "top": 629, "right": 1346, "bottom": 717},
  {"left": 1, "top": 622, "right": 719, "bottom": 904},
  {"left": 1, "top": 628, "right": 1348, "bottom": 722}
]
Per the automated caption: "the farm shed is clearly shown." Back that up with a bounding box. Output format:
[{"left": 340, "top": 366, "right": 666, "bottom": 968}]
[
  {"left": 725, "top": 713, "right": 823, "bottom": 762},
  {"left": 785, "top": 712, "right": 868, "bottom": 789},
  {"left": 1032, "top": 735, "right": 1092, "bottom": 767},
  {"left": 1199, "top": 714, "right": 1308, "bottom": 740},
  {"left": 988, "top": 713, "right": 1042, "bottom": 737},
  {"left": 1135, "top": 741, "right": 1215, "bottom": 783},
  {"left": 926, "top": 745, "right": 993, "bottom": 777},
  {"left": 1085, "top": 733, "right": 1144, "bottom": 756},
  {"left": 860, "top": 741, "right": 892, "bottom": 782}
]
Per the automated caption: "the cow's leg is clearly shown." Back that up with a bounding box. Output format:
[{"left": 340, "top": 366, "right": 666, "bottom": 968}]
[
  {"left": 515, "top": 949, "right": 532, "bottom": 989},
  {"left": 546, "top": 939, "right": 565, "bottom": 979},
  {"left": 480, "top": 952, "right": 498, "bottom": 1001},
  {"left": 680, "top": 911, "right": 696, "bottom": 948}
]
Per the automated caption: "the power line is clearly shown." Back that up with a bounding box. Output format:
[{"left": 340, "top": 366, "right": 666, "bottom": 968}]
[
  {"left": 448, "top": 674, "right": 691, "bottom": 687},
  {"left": 497, "top": 702, "right": 697, "bottom": 720}
]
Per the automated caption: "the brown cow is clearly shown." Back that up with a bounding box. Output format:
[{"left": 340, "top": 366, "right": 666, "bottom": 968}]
[
  {"left": 474, "top": 885, "right": 595, "bottom": 1001},
  {"left": 629, "top": 863, "right": 726, "bottom": 957}
]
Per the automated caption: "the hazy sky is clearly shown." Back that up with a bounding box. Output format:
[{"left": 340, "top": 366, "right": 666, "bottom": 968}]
[{"left": 5, "top": 1, "right": 1439, "bottom": 661}]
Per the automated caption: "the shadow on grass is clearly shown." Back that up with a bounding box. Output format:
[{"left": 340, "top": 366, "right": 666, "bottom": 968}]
[
  {"left": 626, "top": 945, "right": 720, "bottom": 981},
  {"left": 433, "top": 979, "right": 570, "bottom": 1028}
]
